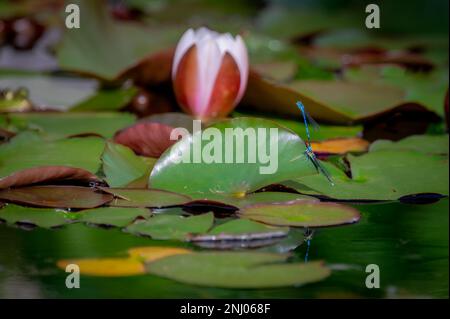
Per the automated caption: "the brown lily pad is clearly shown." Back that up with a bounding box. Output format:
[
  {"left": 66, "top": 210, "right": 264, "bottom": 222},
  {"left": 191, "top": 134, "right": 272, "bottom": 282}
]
[
  {"left": 114, "top": 122, "right": 177, "bottom": 158},
  {"left": 0, "top": 166, "right": 101, "bottom": 189},
  {"left": 0, "top": 185, "right": 113, "bottom": 209}
]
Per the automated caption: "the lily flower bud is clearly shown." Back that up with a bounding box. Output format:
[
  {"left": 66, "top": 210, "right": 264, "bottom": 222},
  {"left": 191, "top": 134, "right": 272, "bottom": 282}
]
[{"left": 172, "top": 27, "right": 249, "bottom": 119}]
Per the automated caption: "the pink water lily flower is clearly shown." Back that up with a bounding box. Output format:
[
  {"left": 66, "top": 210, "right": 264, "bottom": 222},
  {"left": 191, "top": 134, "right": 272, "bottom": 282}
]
[{"left": 172, "top": 27, "right": 249, "bottom": 119}]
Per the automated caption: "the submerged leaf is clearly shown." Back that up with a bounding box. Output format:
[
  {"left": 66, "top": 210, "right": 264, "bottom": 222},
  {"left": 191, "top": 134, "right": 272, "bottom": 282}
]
[
  {"left": 127, "top": 246, "right": 192, "bottom": 262},
  {"left": 310, "top": 137, "right": 369, "bottom": 155}
]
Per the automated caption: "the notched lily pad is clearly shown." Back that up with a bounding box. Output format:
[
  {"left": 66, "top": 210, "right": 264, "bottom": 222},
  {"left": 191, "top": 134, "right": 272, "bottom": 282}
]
[
  {"left": 0, "top": 186, "right": 113, "bottom": 208},
  {"left": 101, "top": 142, "right": 153, "bottom": 188},
  {"left": 146, "top": 252, "right": 330, "bottom": 288},
  {"left": 125, "top": 212, "right": 214, "bottom": 240},
  {"left": 239, "top": 200, "right": 361, "bottom": 227},
  {"left": 149, "top": 117, "right": 317, "bottom": 196},
  {"left": 99, "top": 187, "right": 191, "bottom": 208}
]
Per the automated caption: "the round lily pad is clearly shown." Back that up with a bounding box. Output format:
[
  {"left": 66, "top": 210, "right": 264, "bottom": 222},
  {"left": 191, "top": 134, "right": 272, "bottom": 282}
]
[
  {"left": 239, "top": 201, "right": 361, "bottom": 227},
  {"left": 146, "top": 252, "right": 330, "bottom": 288}
]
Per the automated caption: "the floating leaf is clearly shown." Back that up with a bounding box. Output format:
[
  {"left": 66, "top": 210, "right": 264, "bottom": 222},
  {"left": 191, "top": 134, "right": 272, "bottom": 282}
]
[
  {"left": 369, "top": 134, "right": 449, "bottom": 155},
  {"left": 76, "top": 207, "right": 150, "bottom": 227},
  {"left": 0, "top": 204, "right": 71, "bottom": 228},
  {"left": 344, "top": 65, "right": 448, "bottom": 117},
  {"left": 0, "top": 165, "right": 100, "bottom": 189},
  {"left": 0, "top": 133, "right": 104, "bottom": 181},
  {"left": 0, "top": 186, "right": 113, "bottom": 208},
  {"left": 310, "top": 137, "right": 369, "bottom": 155},
  {"left": 101, "top": 142, "right": 153, "bottom": 187},
  {"left": 0, "top": 74, "right": 98, "bottom": 110},
  {"left": 7, "top": 112, "right": 135, "bottom": 138},
  {"left": 127, "top": 246, "right": 192, "bottom": 262},
  {"left": 189, "top": 218, "right": 288, "bottom": 245},
  {"left": 57, "top": 0, "right": 180, "bottom": 81},
  {"left": 100, "top": 187, "right": 191, "bottom": 208},
  {"left": 284, "top": 150, "right": 449, "bottom": 201},
  {"left": 147, "top": 252, "right": 330, "bottom": 288},
  {"left": 149, "top": 117, "right": 317, "bottom": 197},
  {"left": 243, "top": 72, "right": 438, "bottom": 124},
  {"left": 69, "top": 87, "right": 138, "bottom": 112},
  {"left": 239, "top": 201, "right": 360, "bottom": 227},
  {"left": 57, "top": 258, "right": 145, "bottom": 277},
  {"left": 186, "top": 191, "right": 316, "bottom": 210},
  {"left": 125, "top": 213, "right": 214, "bottom": 240},
  {"left": 114, "top": 122, "right": 177, "bottom": 158}
]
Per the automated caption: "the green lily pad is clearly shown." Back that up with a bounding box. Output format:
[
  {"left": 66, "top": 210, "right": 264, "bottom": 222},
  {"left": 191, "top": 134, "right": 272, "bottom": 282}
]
[
  {"left": 284, "top": 150, "right": 449, "bottom": 201},
  {"left": 76, "top": 207, "right": 150, "bottom": 227},
  {"left": 6, "top": 112, "right": 135, "bottom": 138},
  {"left": 149, "top": 117, "right": 317, "bottom": 197},
  {"left": 0, "top": 74, "right": 98, "bottom": 110},
  {"left": 0, "top": 133, "right": 104, "bottom": 179},
  {"left": 102, "top": 142, "right": 153, "bottom": 188},
  {"left": 370, "top": 135, "right": 449, "bottom": 155},
  {"left": 243, "top": 72, "right": 438, "bottom": 124},
  {"left": 233, "top": 111, "right": 363, "bottom": 141},
  {"left": 57, "top": 0, "right": 180, "bottom": 81},
  {"left": 0, "top": 186, "right": 113, "bottom": 209},
  {"left": 146, "top": 252, "right": 330, "bottom": 288},
  {"left": 100, "top": 187, "right": 191, "bottom": 208},
  {"left": 0, "top": 204, "right": 71, "bottom": 228},
  {"left": 125, "top": 212, "right": 214, "bottom": 240},
  {"left": 69, "top": 87, "right": 138, "bottom": 112},
  {"left": 239, "top": 201, "right": 360, "bottom": 227},
  {"left": 187, "top": 191, "right": 316, "bottom": 210},
  {"left": 344, "top": 65, "right": 448, "bottom": 117}
]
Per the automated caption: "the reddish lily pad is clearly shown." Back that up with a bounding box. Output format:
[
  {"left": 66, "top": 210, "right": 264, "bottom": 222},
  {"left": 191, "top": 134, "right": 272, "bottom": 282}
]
[
  {"left": 239, "top": 201, "right": 361, "bottom": 227},
  {"left": 0, "top": 165, "right": 100, "bottom": 189},
  {"left": 0, "top": 186, "right": 113, "bottom": 209},
  {"left": 114, "top": 122, "right": 178, "bottom": 158}
]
